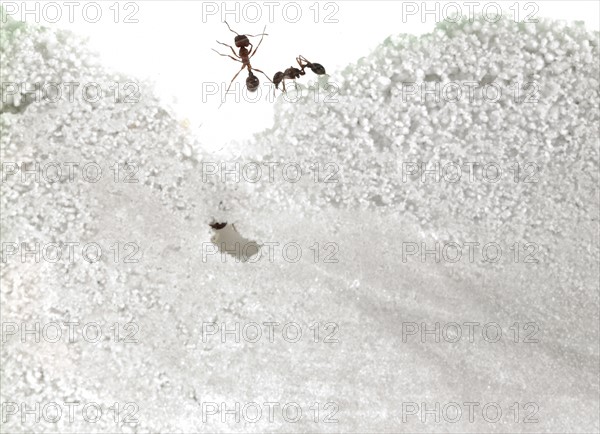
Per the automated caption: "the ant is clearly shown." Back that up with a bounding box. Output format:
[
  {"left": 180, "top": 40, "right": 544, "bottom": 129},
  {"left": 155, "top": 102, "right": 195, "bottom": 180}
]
[
  {"left": 209, "top": 221, "right": 227, "bottom": 230},
  {"left": 212, "top": 21, "right": 272, "bottom": 106},
  {"left": 272, "top": 66, "right": 303, "bottom": 94},
  {"left": 272, "top": 55, "right": 327, "bottom": 95},
  {"left": 297, "top": 55, "right": 326, "bottom": 76}
]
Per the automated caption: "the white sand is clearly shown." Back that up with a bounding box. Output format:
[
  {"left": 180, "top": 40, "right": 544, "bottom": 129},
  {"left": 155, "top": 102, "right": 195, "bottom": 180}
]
[{"left": 1, "top": 10, "right": 599, "bottom": 433}]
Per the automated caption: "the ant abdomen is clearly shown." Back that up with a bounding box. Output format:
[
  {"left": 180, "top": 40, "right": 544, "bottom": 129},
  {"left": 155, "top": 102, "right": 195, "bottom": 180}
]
[
  {"left": 246, "top": 73, "right": 260, "bottom": 91},
  {"left": 310, "top": 63, "right": 326, "bottom": 75},
  {"left": 296, "top": 56, "right": 326, "bottom": 76}
]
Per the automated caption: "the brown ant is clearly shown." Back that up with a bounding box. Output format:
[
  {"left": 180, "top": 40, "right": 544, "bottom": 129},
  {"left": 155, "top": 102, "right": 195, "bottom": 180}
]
[
  {"left": 272, "top": 56, "right": 327, "bottom": 95},
  {"left": 212, "top": 21, "right": 272, "bottom": 106}
]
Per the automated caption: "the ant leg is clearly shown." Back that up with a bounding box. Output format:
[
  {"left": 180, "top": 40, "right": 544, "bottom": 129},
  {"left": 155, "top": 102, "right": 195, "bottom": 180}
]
[
  {"left": 273, "top": 81, "right": 285, "bottom": 99},
  {"left": 297, "top": 55, "right": 311, "bottom": 65},
  {"left": 224, "top": 65, "right": 246, "bottom": 94},
  {"left": 216, "top": 41, "right": 240, "bottom": 58},
  {"left": 272, "top": 79, "right": 291, "bottom": 98},
  {"left": 251, "top": 67, "right": 273, "bottom": 84},
  {"left": 249, "top": 26, "right": 267, "bottom": 58},
  {"left": 220, "top": 65, "right": 247, "bottom": 108},
  {"left": 212, "top": 49, "right": 242, "bottom": 63},
  {"left": 296, "top": 57, "right": 308, "bottom": 74}
]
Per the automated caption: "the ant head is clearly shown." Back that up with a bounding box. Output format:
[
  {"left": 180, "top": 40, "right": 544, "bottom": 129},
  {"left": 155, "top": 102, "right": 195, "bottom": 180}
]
[
  {"left": 246, "top": 73, "right": 259, "bottom": 92},
  {"left": 273, "top": 72, "right": 284, "bottom": 89},
  {"left": 310, "top": 63, "right": 326, "bottom": 75},
  {"left": 234, "top": 34, "right": 250, "bottom": 48}
]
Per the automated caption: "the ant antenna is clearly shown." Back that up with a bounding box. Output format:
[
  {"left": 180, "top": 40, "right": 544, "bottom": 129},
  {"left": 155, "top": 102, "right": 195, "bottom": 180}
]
[
  {"left": 224, "top": 20, "right": 238, "bottom": 35},
  {"left": 224, "top": 20, "right": 268, "bottom": 37}
]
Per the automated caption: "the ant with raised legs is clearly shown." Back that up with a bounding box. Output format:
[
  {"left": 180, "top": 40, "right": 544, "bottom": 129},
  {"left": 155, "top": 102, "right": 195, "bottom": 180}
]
[
  {"left": 212, "top": 21, "right": 273, "bottom": 107},
  {"left": 272, "top": 55, "right": 327, "bottom": 96},
  {"left": 296, "top": 55, "right": 326, "bottom": 76}
]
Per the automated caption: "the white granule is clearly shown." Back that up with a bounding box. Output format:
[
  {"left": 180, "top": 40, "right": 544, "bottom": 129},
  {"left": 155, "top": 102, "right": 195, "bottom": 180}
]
[{"left": 1, "top": 10, "right": 598, "bottom": 433}]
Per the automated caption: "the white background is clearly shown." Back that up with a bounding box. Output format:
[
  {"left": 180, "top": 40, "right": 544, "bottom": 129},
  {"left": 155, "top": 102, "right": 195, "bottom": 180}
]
[{"left": 3, "top": 1, "right": 599, "bottom": 150}]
